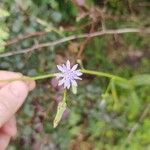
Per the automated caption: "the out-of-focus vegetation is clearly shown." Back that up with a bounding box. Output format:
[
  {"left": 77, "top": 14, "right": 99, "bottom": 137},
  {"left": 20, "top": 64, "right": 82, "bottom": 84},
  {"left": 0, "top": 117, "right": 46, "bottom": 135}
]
[{"left": 0, "top": 0, "right": 150, "bottom": 149}]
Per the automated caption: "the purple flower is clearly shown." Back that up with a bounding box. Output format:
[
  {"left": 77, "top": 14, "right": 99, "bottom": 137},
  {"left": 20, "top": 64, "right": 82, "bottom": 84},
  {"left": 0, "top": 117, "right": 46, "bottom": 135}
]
[{"left": 56, "top": 60, "right": 82, "bottom": 89}]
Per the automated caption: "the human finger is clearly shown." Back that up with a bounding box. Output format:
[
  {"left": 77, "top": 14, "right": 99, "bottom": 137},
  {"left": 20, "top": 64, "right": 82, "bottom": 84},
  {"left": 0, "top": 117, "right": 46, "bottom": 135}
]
[
  {"left": 0, "top": 71, "right": 22, "bottom": 88},
  {"left": 0, "top": 116, "right": 17, "bottom": 137},
  {"left": 0, "top": 71, "right": 36, "bottom": 91},
  {"left": 0, "top": 132, "right": 11, "bottom": 150},
  {"left": 0, "top": 81, "right": 29, "bottom": 128}
]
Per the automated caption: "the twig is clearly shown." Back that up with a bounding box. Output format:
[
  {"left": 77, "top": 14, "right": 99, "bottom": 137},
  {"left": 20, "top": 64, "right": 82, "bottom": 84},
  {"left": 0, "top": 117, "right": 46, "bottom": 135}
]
[
  {"left": 5, "top": 23, "right": 92, "bottom": 46},
  {"left": 1, "top": 28, "right": 150, "bottom": 58},
  {"left": 76, "top": 21, "right": 95, "bottom": 59},
  {"left": 5, "top": 31, "right": 48, "bottom": 46}
]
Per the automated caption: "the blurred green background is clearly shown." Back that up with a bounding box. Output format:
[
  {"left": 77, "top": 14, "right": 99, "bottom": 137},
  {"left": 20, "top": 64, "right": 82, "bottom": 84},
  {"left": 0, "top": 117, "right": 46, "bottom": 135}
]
[{"left": 0, "top": 0, "right": 150, "bottom": 149}]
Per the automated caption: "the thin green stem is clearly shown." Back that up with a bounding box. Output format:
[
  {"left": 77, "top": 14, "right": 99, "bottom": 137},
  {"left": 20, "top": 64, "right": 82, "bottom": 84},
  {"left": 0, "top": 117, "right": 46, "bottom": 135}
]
[
  {"left": 0, "top": 69, "right": 128, "bottom": 83},
  {"left": 0, "top": 73, "right": 56, "bottom": 82},
  {"left": 63, "top": 89, "right": 67, "bottom": 102},
  {"left": 30, "top": 73, "right": 56, "bottom": 80},
  {"left": 0, "top": 76, "right": 30, "bottom": 82},
  {"left": 111, "top": 79, "right": 119, "bottom": 108},
  {"left": 80, "top": 69, "right": 128, "bottom": 82},
  {"left": 104, "top": 79, "right": 112, "bottom": 95}
]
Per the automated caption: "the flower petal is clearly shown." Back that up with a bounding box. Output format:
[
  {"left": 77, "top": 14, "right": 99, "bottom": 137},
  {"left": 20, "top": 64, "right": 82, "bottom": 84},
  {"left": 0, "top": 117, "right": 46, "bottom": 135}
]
[
  {"left": 64, "top": 79, "right": 70, "bottom": 89},
  {"left": 67, "top": 84, "right": 70, "bottom": 89},
  {"left": 56, "top": 73, "right": 64, "bottom": 78},
  {"left": 57, "top": 60, "right": 82, "bottom": 89},
  {"left": 71, "top": 64, "right": 78, "bottom": 71},
  {"left": 62, "top": 64, "right": 67, "bottom": 71},
  {"left": 58, "top": 78, "right": 65, "bottom": 86},
  {"left": 71, "top": 80, "right": 77, "bottom": 87},
  {"left": 74, "top": 70, "right": 82, "bottom": 76},
  {"left": 57, "top": 65, "right": 64, "bottom": 72},
  {"left": 66, "top": 60, "right": 71, "bottom": 69},
  {"left": 74, "top": 76, "right": 82, "bottom": 80}
]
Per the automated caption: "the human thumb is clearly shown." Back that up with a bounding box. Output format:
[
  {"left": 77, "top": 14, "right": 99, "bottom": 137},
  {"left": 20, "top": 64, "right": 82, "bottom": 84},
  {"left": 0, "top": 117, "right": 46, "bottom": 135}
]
[{"left": 0, "top": 81, "right": 29, "bottom": 128}]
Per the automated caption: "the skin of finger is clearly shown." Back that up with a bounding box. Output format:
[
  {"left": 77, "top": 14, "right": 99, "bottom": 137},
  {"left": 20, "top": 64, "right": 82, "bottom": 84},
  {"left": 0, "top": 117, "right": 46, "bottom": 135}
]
[
  {"left": 0, "top": 71, "right": 22, "bottom": 88},
  {"left": 0, "top": 71, "right": 36, "bottom": 91},
  {"left": 0, "top": 116, "right": 17, "bottom": 137},
  {"left": 0, "top": 132, "right": 11, "bottom": 150},
  {"left": 0, "top": 81, "right": 29, "bottom": 128},
  {"left": 24, "top": 79, "right": 36, "bottom": 91}
]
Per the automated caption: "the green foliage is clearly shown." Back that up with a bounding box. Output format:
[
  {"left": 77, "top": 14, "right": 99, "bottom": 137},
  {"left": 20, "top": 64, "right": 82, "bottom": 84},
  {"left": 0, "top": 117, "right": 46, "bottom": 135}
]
[
  {"left": 0, "top": 8, "right": 9, "bottom": 53},
  {"left": 57, "top": 0, "right": 78, "bottom": 22},
  {"left": 0, "top": 0, "right": 149, "bottom": 149},
  {"left": 0, "top": 8, "right": 9, "bottom": 17},
  {"left": 53, "top": 90, "right": 67, "bottom": 128},
  {"left": 130, "top": 74, "right": 150, "bottom": 86}
]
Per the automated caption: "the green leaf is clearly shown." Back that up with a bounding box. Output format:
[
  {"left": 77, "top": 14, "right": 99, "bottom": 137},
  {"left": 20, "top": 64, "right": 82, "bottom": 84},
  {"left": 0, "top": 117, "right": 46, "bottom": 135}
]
[
  {"left": 111, "top": 79, "right": 120, "bottom": 111},
  {"left": 69, "top": 111, "right": 80, "bottom": 126},
  {"left": 115, "top": 80, "right": 131, "bottom": 89},
  {"left": 53, "top": 100, "right": 66, "bottom": 128},
  {"left": 0, "top": 8, "right": 9, "bottom": 18},
  {"left": 0, "top": 29, "right": 9, "bottom": 53},
  {"left": 0, "top": 28, "right": 9, "bottom": 40},
  {"left": 128, "top": 91, "right": 140, "bottom": 120},
  {"left": 0, "top": 47, "right": 5, "bottom": 53},
  {"left": 36, "top": 18, "right": 49, "bottom": 27},
  {"left": 0, "top": 40, "right": 5, "bottom": 53},
  {"left": 53, "top": 89, "right": 67, "bottom": 128},
  {"left": 71, "top": 85, "right": 77, "bottom": 95},
  {"left": 130, "top": 74, "right": 150, "bottom": 86}
]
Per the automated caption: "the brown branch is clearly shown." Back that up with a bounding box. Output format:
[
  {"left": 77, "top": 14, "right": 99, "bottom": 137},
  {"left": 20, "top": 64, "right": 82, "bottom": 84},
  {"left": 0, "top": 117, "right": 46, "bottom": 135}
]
[
  {"left": 76, "top": 21, "right": 96, "bottom": 59},
  {"left": 1, "top": 28, "right": 150, "bottom": 58},
  {"left": 5, "top": 23, "right": 92, "bottom": 46},
  {"left": 5, "top": 31, "right": 48, "bottom": 46}
]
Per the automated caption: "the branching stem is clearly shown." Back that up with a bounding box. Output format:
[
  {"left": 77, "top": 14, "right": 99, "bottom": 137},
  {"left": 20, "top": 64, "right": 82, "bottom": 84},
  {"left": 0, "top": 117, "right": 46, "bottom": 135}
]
[{"left": 0, "top": 69, "right": 128, "bottom": 83}]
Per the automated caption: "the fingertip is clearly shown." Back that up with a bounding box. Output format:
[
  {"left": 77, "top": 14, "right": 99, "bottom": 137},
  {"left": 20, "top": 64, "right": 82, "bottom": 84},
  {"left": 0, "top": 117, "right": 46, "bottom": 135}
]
[
  {"left": 25, "top": 80, "right": 36, "bottom": 91},
  {"left": 0, "top": 81, "right": 29, "bottom": 128},
  {"left": 9, "top": 81, "right": 29, "bottom": 98},
  {"left": 0, "top": 71, "right": 22, "bottom": 77},
  {"left": 0, "top": 71, "right": 23, "bottom": 88},
  {"left": 1, "top": 116, "right": 17, "bottom": 137},
  {"left": 0, "top": 132, "right": 11, "bottom": 150}
]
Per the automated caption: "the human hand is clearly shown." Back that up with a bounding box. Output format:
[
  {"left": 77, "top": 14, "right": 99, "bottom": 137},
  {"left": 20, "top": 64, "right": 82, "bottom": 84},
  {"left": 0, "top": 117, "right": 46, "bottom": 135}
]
[{"left": 0, "top": 71, "right": 35, "bottom": 150}]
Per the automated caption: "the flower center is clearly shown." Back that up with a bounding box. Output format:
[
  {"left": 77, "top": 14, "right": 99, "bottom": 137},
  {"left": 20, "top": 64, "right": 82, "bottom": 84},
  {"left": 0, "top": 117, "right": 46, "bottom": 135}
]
[{"left": 64, "top": 70, "right": 74, "bottom": 80}]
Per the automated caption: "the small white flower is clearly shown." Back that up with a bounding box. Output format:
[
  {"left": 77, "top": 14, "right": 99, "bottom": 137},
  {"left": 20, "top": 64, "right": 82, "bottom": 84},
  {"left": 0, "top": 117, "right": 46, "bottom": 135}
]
[{"left": 56, "top": 60, "right": 82, "bottom": 89}]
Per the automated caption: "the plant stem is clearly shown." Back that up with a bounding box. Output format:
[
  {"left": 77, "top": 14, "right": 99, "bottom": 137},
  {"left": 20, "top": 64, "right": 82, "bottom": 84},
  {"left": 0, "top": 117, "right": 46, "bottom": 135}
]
[
  {"left": 104, "top": 79, "right": 112, "bottom": 95},
  {"left": 0, "top": 69, "right": 127, "bottom": 83},
  {"left": 63, "top": 89, "right": 67, "bottom": 102},
  {"left": 30, "top": 73, "right": 56, "bottom": 80},
  {"left": 0, "top": 73, "right": 56, "bottom": 82},
  {"left": 80, "top": 69, "right": 128, "bottom": 82}
]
